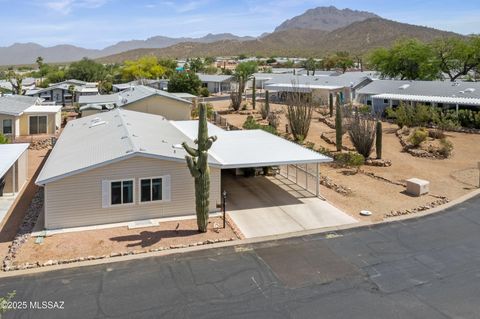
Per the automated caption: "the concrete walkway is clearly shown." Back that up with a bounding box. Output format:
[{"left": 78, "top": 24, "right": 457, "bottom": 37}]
[
  {"left": 223, "top": 174, "right": 357, "bottom": 238},
  {"left": 0, "top": 194, "right": 16, "bottom": 225}
]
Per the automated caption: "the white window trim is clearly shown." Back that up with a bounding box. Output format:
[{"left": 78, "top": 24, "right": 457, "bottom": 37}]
[
  {"left": 138, "top": 176, "right": 166, "bottom": 205},
  {"left": 27, "top": 114, "right": 48, "bottom": 135},
  {"left": 109, "top": 178, "right": 135, "bottom": 207},
  {"left": 2, "top": 119, "right": 13, "bottom": 135}
]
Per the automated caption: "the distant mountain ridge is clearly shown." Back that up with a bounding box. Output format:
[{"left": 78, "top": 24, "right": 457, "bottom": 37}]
[
  {"left": 274, "top": 6, "right": 379, "bottom": 32},
  {"left": 0, "top": 33, "right": 254, "bottom": 65},
  {"left": 0, "top": 6, "right": 464, "bottom": 65}
]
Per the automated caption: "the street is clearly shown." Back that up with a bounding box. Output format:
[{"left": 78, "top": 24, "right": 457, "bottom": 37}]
[{"left": 1, "top": 195, "right": 480, "bottom": 318}]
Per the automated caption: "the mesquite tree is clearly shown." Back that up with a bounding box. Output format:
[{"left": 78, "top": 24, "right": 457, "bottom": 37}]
[
  {"left": 376, "top": 120, "right": 383, "bottom": 159},
  {"left": 335, "top": 96, "right": 343, "bottom": 151},
  {"left": 348, "top": 110, "right": 376, "bottom": 158},
  {"left": 286, "top": 83, "right": 313, "bottom": 142},
  {"left": 182, "top": 103, "right": 217, "bottom": 232}
]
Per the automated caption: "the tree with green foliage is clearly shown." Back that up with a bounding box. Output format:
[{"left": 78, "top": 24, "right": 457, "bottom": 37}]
[
  {"left": 303, "top": 58, "right": 317, "bottom": 75},
  {"left": 168, "top": 71, "right": 201, "bottom": 95},
  {"left": 6, "top": 70, "right": 23, "bottom": 95},
  {"left": 231, "top": 61, "right": 257, "bottom": 111},
  {"left": 333, "top": 51, "right": 354, "bottom": 73},
  {"left": 431, "top": 36, "right": 480, "bottom": 82},
  {"left": 66, "top": 58, "right": 106, "bottom": 82},
  {"left": 188, "top": 58, "right": 204, "bottom": 73},
  {"left": 122, "top": 56, "right": 165, "bottom": 82},
  {"left": 182, "top": 103, "right": 217, "bottom": 233},
  {"left": 369, "top": 39, "right": 439, "bottom": 80},
  {"left": 376, "top": 120, "right": 382, "bottom": 159},
  {"left": 204, "top": 56, "right": 216, "bottom": 65},
  {"left": 335, "top": 96, "right": 343, "bottom": 151},
  {"left": 0, "top": 133, "right": 10, "bottom": 144}
]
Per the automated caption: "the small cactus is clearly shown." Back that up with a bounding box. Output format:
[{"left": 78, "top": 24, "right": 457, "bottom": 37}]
[
  {"left": 182, "top": 103, "right": 217, "bottom": 233},
  {"left": 335, "top": 94, "right": 343, "bottom": 152},
  {"left": 376, "top": 120, "right": 382, "bottom": 159}
]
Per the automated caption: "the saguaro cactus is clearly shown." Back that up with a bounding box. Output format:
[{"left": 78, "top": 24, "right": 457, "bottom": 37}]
[
  {"left": 335, "top": 94, "right": 343, "bottom": 152},
  {"left": 252, "top": 77, "right": 256, "bottom": 110},
  {"left": 182, "top": 103, "right": 217, "bottom": 232},
  {"left": 329, "top": 93, "right": 334, "bottom": 117},
  {"left": 376, "top": 120, "right": 382, "bottom": 159}
]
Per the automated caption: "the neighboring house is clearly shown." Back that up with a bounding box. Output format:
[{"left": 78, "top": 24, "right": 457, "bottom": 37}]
[
  {"left": 0, "top": 143, "right": 29, "bottom": 224},
  {"left": 356, "top": 80, "right": 480, "bottom": 112},
  {"left": 0, "top": 95, "right": 62, "bottom": 138},
  {"left": 263, "top": 71, "right": 375, "bottom": 105},
  {"left": 36, "top": 109, "right": 330, "bottom": 230},
  {"left": 112, "top": 79, "right": 169, "bottom": 92},
  {"left": 0, "top": 77, "right": 37, "bottom": 94},
  {"left": 170, "top": 92, "right": 197, "bottom": 102},
  {"left": 25, "top": 80, "right": 98, "bottom": 105},
  {"left": 78, "top": 85, "right": 192, "bottom": 120},
  {"left": 197, "top": 74, "right": 233, "bottom": 94}
]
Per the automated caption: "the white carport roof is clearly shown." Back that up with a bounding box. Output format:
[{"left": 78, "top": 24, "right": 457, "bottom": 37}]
[
  {"left": 24, "top": 104, "right": 63, "bottom": 114},
  {"left": 173, "top": 121, "right": 331, "bottom": 168},
  {"left": 372, "top": 93, "right": 480, "bottom": 106},
  {"left": 0, "top": 144, "right": 29, "bottom": 178},
  {"left": 265, "top": 83, "right": 343, "bottom": 93}
]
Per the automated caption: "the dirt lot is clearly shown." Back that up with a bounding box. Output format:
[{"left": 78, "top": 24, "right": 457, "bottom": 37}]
[
  {"left": 212, "top": 99, "right": 480, "bottom": 222},
  {"left": 12, "top": 217, "right": 239, "bottom": 267}
]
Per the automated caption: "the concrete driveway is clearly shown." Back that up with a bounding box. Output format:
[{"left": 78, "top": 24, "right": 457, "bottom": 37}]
[{"left": 223, "top": 173, "right": 357, "bottom": 238}]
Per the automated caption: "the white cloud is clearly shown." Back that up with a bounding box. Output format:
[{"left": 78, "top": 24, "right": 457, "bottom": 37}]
[{"left": 44, "top": 0, "right": 108, "bottom": 15}]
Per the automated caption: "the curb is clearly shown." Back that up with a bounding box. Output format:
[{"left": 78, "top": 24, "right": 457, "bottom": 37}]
[{"left": 1, "top": 188, "right": 479, "bottom": 279}]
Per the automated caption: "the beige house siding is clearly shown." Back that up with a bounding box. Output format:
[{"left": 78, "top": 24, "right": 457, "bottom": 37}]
[
  {"left": 19, "top": 112, "right": 59, "bottom": 136},
  {"left": 3, "top": 149, "right": 28, "bottom": 193},
  {"left": 122, "top": 95, "right": 192, "bottom": 120},
  {"left": 44, "top": 156, "right": 221, "bottom": 229}
]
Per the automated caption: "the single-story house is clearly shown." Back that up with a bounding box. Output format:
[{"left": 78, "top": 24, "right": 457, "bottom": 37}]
[
  {"left": 0, "top": 143, "right": 29, "bottom": 224},
  {"left": 26, "top": 80, "right": 98, "bottom": 104},
  {"left": 78, "top": 85, "right": 192, "bottom": 120},
  {"left": 356, "top": 80, "right": 480, "bottom": 112},
  {"left": 197, "top": 74, "right": 233, "bottom": 94},
  {"left": 0, "top": 95, "right": 62, "bottom": 138},
  {"left": 263, "top": 72, "right": 374, "bottom": 105},
  {"left": 112, "top": 79, "right": 169, "bottom": 92},
  {"left": 36, "top": 109, "right": 331, "bottom": 230}
]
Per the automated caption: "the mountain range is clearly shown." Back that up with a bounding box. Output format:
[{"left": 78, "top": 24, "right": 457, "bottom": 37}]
[{"left": 0, "top": 6, "right": 462, "bottom": 65}]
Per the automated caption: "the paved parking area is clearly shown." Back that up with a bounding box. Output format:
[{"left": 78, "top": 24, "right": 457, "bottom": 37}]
[{"left": 223, "top": 173, "right": 357, "bottom": 238}]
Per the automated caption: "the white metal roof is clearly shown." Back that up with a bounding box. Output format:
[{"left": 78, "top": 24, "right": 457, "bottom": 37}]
[
  {"left": 172, "top": 121, "right": 331, "bottom": 169},
  {"left": 265, "top": 83, "right": 343, "bottom": 93},
  {"left": 372, "top": 93, "right": 480, "bottom": 106},
  {"left": 24, "top": 104, "right": 62, "bottom": 114},
  {"left": 37, "top": 109, "right": 331, "bottom": 185},
  {"left": 0, "top": 143, "right": 29, "bottom": 178}
]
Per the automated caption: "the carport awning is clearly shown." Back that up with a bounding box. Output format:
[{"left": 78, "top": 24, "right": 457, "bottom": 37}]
[
  {"left": 0, "top": 143, "right": 29, "bottom": 178},
  {"left": 172, "top": 121, "right": 332, "bottom": 168}
]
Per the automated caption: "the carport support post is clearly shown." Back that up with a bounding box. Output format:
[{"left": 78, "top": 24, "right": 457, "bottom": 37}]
[
  {"left": 12, "top": 161, "right": 16, "bottom": 195},
  {"left": 316, "top": 163, "right": 319, "bottom": 197}
]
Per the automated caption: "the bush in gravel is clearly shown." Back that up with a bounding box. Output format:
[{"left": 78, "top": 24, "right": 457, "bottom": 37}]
[
  {"left": 428, "top": 129, "right": 445, "bottom": 139},
  {"left": 260, "top": 102, "right": 269, "bottom": 120},
  {"left": 408, "top": 128, "right": 428, "bottom": 147},
  {"left": 439, "top": 138, "right": 453, "bottom": 158},
  {"left": 243, "top": 115, "right": 277, "bottom": 134},
  {"left": 334, "top": 152, "right": 365, "bottom": 168},
  {"left": 267, "top": 112, "right": 280, "bottom": 129}
]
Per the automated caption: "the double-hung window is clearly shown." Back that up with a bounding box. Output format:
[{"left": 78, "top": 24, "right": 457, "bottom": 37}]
[
  {"left": 110, "top": 180, "right": 134, "bottom": 205},
  {"left": 2, "top": 119, "right": 12, "bottom": 135},
  {"left": 140, "top": 178, "right": 163, "bottom": 203}
]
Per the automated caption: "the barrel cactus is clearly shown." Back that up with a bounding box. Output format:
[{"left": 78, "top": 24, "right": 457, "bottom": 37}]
[{"left": 182, "top": 103, "right": 217, "bottom": 232}]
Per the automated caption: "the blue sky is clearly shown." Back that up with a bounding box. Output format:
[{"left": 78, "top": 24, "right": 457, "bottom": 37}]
[{"left": 0, "top": 0, "right": 479, "bottom": 49}]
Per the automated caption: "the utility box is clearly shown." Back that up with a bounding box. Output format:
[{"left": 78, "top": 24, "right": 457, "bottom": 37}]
[{"left": 406, "top": 178, "right": 430, "bottom": 196}]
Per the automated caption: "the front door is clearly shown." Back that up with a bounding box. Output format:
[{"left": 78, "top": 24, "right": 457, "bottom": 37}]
[{"left": 29, "top": 116, "right": 47, "bottom": 135}]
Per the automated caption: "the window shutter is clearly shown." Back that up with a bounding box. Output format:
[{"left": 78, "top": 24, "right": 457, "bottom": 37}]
[
  {"left": 163, "top": 175, "right": 171, "bottom": 202},
  {"left": 102, "top": 180, "right": 110, "bottom": 208}
]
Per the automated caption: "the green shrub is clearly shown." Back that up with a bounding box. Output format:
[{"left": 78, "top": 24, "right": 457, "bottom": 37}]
[
  {"left": 428, "top": 129, "right": 445, "bottom": 139},
  {"left": 0, "top": 133, "right": 10, "bottom": 144},
  {"left": 438, "top": 138, "right": 453, "bottom": 158},
  {"left": 191, "top": 102, "right": 214, "bottom": 119},
  {"left": 358, "top": 104, "right": 371, "bottom": 115},
  {"left": 242, "top": 115, "right": 277, "bottom": 134},
  {"left": 304, "top": 141, "right": 315, "bottom": 149},
  {"left": 334, "top": 152, "right": 365, "bottom": 168},
  {"left": 408, "top": 128, "right": 428, "bottom": 147},
  {"left": 199, "top": 87, "right": 210, "bottom": 97},
  {"left": 317, "top": 146, "right": 333, "bottom": 157}
]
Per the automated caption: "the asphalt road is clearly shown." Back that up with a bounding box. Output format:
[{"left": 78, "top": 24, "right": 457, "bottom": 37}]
[{"left": 1, "top": 195, "right": 480, "bottom": 318}]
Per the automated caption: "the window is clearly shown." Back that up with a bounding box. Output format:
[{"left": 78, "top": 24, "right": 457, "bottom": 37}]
[
  {"left": 140, "top": 178, "right": 163, "bottom": 202},
  {"left": 2, "top": 119, "right": 12, "bottom": 134},
  {"left": 29, "top": 116, "right": 47, "bottom": 134},
  {"left": 110, "top": 180, "right": 134, "bottom": 205}
]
